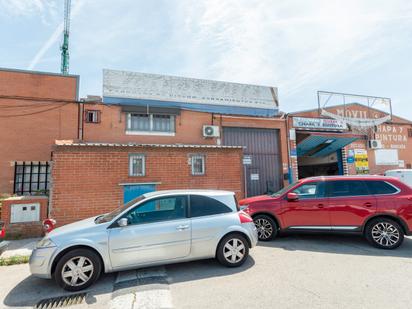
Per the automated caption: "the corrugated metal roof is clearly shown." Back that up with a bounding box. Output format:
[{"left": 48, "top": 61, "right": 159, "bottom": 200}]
[{"left": 55, "top": 141, "right": 244, "bottom": 149}]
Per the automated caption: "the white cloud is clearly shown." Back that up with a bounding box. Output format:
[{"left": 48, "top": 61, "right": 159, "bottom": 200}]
[
  {"left": 0, "top": 0, "right": 57, "bottom": 18},
  {"left": 6, "top": 0, "right": 411, "bottom": 115},
  {"left": 27, "top": 0, "right": 84, "bottom": 70},
  {"left": 169, "top": 0, "right": 412, "bottom": 110}
]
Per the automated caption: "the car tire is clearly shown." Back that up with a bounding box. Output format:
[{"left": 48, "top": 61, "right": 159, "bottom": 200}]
[
  {"left": 253, "top": 214, "right": 278, "bottom": 241},
  {"left": 54, "top": 248, "right": 102, "bottom": 291},
  {"left": 216, "top": 234, "right": 249, "bottom": 267},
  {"left": 365, "top": 217, "right": 404, "bottom": 249}
]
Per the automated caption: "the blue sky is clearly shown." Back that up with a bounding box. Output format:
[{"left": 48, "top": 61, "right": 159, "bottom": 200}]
[{"left": 1, "top": 0, "right": 411, "bottom": 117}]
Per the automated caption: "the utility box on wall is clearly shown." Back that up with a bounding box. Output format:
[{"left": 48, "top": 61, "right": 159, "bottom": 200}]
[
  {"left": 10, "top": 203, "right": 40, "bottom": 223},
  {"left": 1, "top": 196, "right": 48, "bottom": 239}
]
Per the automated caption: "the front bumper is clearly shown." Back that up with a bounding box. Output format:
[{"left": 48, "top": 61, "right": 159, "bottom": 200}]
[
  {"left": 29, "top": 246, "right": 57, "bottom": 279},
  {"left": 0, "top": 241, "right": 9, "bottom": 255}
]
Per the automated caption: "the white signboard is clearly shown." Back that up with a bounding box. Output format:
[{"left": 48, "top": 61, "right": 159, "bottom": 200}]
[
  {"left": 103, "top": 69, "right": 278, "bottom": 110},
  {"left": 243, "top": 155, "right": 252, "bottom": 165},
  {"left": 250, "top": 173, "right": 260, "bottom": 181},
  {"left": 293, "top": 117, "right": 347, "bottom": 130},
  {"left": 374, "top": 149, "right": 399, "bottom": 165},
  {"left": 10, "top": 203, "right": 40, "bottom": 223}
]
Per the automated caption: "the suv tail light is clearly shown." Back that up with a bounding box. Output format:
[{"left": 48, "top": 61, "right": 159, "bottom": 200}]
[{"left": 238, "top": 211, "right": 253, "bottom": 223}]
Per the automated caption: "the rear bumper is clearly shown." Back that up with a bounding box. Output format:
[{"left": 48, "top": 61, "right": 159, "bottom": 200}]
[
  {"left": 0, "top": 241, "right": 9, "bottom": 256},
  {"left": 244, "top": 222, "right": 258, "bottom": 247}
]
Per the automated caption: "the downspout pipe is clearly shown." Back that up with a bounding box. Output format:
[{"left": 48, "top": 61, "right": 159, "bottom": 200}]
[{"left": 284, "top": 112, "right": 293, "bottom": 184}]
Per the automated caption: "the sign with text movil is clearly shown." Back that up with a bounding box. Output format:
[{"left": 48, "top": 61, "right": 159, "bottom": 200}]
[{"left": 293, "top": 117, "right": 347, "bottom": 130}]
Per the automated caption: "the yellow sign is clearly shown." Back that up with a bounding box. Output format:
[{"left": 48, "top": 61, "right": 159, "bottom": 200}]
[{"left": 354, "top": 149, "right": 369, "bottom": 174}]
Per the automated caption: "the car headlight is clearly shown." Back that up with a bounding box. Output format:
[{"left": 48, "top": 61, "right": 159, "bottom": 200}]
[{"left": 36, "top": 238, "right": 56, "bottom": 249}]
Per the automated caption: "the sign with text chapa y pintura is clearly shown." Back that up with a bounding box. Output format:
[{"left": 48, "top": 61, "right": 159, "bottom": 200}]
[
  {"left": 293, "top": 117, "right": 347, "bottom": 130},
  {"left": 103, "top": 69, "right": 278, "bottom": 111}
]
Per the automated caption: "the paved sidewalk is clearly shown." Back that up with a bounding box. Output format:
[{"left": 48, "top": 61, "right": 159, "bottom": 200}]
[{"left": 0, "top": 237, "right": 40, "bottom": 258}]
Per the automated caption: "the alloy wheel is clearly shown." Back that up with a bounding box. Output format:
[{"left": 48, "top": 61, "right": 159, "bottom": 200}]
[
  {"left": 254, "top": 218, "right": 273, "bottom": 240},
  {"left": 61, "top": 256, "right": 94, "bottom": 287},
  {"left": 371, "top": 222, "right": 400, "bottom": 247},
  {"left": 223, "top": 238, "right": 246, "bottom": 264}
]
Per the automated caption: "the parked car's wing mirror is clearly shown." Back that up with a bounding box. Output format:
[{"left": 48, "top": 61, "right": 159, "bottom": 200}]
[
  {"left": 287, "top": 192, "right": 299, "bottom": 201},
  {"left": 117, "top": 218, "right": 128, "bottom": 227}
]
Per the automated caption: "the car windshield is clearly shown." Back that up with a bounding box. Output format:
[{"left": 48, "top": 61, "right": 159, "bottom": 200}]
[
  {"left": 95, "top": 195, "right": 146, "bottom": 224},
  {"left": 270, "top": 181, "right": 299, "bottom": 197}
]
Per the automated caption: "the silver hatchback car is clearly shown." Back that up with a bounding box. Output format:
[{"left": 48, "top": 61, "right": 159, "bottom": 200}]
[{"left": 30, "top": 190, "right": 258, "bottom": 291}]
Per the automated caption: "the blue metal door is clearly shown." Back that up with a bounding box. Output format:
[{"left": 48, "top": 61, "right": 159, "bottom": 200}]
[{"left": 123, "top": 184, "right": 156, "bottom": 204}]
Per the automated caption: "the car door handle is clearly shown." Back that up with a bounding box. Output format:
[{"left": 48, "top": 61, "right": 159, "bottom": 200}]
[
  {"left": 317, "top": 203, "right": 324, "bottom": 208},
  {"left": 176, "top": 224, "right": 190, "bottom": 230},
  {"left": 364, "top": 202, "right": 373, "bottom": 207}
]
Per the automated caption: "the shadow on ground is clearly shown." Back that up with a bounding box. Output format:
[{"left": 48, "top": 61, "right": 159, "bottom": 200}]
[
  {"left": 165, "top": 256, "right": 255, "bottom": 284},
  {"left": 3, "top": 257, "right": 254, "bottom": 307},
  {"left": 3, "top": 272, "right": 115, "bottom": 308},
  {"left": 258, "top": 233, "right": 412, "bottom": 258}
]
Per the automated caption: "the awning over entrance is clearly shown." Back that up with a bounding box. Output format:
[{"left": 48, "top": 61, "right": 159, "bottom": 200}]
[{"left": 296, "top": 133, "right": 360, "bottom": 157}]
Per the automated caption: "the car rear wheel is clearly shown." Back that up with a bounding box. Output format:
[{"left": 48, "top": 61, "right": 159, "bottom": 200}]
[
  {"left": 54, "top": 248, "right": 102, "bottom": 291},
  {"left": 216, "top": 234, "right": 249, "bottom": 267},
  {"left": 365, "top": 218, "right": 404, "bottom": 249},
  {"left": 253, "top": 215, "right": 277, "bottom": 241}
]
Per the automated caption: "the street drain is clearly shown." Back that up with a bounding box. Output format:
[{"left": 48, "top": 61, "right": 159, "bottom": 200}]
[{"left": 34, "top": 293, "right": 87, "bottom": 309}]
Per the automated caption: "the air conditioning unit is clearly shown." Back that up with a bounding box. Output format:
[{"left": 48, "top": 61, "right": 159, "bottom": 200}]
[
  {"left": 368, "top": 139, "right": 383, "bottom": 149},
  {"left": 203, "top": 125, "right": 220, "bottom": 138}
]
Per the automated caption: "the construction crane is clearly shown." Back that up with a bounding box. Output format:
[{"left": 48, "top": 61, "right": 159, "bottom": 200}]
[{"left": 61, "top": 0, "right": 71, "bottom": 75}]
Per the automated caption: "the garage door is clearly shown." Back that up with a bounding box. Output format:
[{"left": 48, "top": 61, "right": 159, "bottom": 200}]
[{"left": 223, "top": 127, "right": 283, "bottom": 197}]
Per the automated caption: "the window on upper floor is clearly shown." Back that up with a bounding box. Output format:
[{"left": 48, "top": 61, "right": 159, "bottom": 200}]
[
  {"left": 85, "top": 110, "right": 100, "bottom": 123},
  {"left": 126, "top": 113, "right": 175, "bottom": 134}
]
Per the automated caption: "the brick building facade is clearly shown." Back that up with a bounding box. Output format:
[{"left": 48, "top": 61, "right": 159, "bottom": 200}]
[
  {"left": 1, "top": 67, "right": 412, "bottom": 234},
  {"left": 288, "top": 103, "right": 412, "bottom": 181},
  {"left": 0, "top": 68, "right": 79, "bottom": 195}
]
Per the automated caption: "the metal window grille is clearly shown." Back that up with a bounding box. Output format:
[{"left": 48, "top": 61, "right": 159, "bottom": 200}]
[
  {"left": 408, "top": 128, "right": 412, "bottom": 138},
  {"left": 191, "top": 155, "right": 205, "bottom": 175},
  {"left": 129, "top": 154, "right": 145, "bottom": 176},
  {"left": 14, "top": 162, "right": 50, "bottom": 195}
]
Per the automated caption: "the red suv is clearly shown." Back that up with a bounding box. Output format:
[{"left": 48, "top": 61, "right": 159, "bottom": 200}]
[{"left": 239, "top": 176, "right": 412, "bottom": 249}]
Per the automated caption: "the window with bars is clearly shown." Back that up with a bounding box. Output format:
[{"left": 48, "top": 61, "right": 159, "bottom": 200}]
[
  {"left": 129, "top": 154, "right": 146, "bottom": 176},
  {"left": 408, "top": 128, "right": 412, "bottom": 138},
  {"left": 191, "top": 155, "right": 205, "bottom": 176},
  {"left": 14, "top": 162, "right": 51, "bottom": 195},
  {"left": 126, "top": 113, "right": 175, "bottom": 133}
]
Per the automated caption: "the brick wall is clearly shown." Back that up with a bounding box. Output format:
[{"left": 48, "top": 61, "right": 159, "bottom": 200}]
[
  {"left": 51, "top": 145, "right": 244, "bottom": 226},
  {"left": 0, "top": 69, "right": 79, "bottom": 195},
  {"left": 1, "top": 196, "right": 48, "bottom": 239}
]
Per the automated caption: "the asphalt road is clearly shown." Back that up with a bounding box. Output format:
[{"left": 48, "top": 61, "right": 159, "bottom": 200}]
[
  {"left": 167, "top": 234, "right": 412, "bottom": 309},
  {"left": 1, "top": 234, "right": 412, "bottom": 309}
]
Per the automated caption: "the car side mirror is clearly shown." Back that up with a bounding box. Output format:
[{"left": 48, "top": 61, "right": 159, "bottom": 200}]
[
  {"left": 287, "top": 192, "right": 299, "bottom": 201},
  {"left": 117, "top": 218, "right": 128, "bottom": 227}
]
